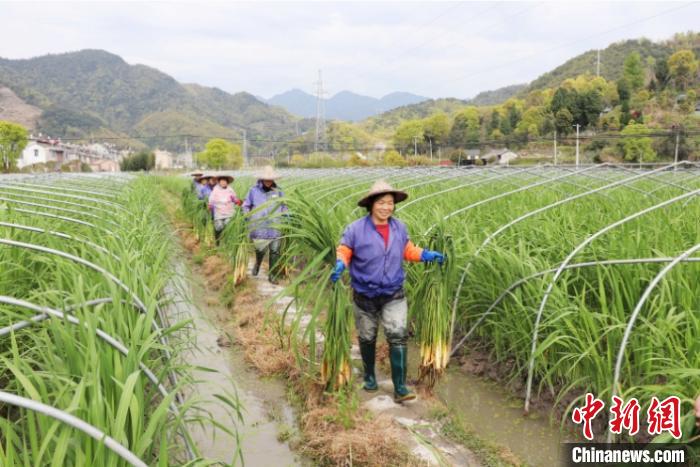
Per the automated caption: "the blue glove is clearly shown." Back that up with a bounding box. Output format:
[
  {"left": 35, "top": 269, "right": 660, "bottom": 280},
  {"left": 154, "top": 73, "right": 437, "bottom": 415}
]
[
  {"left": 330, "top": 260, "right": 346, "bottom": 283},
  {"left": 421, "top": 249, "right": 445, "bottom": 264}
]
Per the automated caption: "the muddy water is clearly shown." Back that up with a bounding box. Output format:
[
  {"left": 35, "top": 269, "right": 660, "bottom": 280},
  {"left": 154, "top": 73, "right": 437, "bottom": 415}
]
[
  {"left": 436, "top": 365, "right": 567, "bottom": 467},
  {"left": 169, "top": 257, "right": 301, "bottom": 466}
]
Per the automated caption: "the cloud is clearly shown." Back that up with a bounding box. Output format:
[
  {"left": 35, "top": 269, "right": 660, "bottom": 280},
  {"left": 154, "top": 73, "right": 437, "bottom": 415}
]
[{"left": 0, "top": 1, "right": 697, "bottom": 99}]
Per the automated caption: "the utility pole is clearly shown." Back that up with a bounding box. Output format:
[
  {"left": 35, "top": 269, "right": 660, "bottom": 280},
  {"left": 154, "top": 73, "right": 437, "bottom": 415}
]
[
  {"left": 242, "top": 129, "right": 248, "bottom": 165},
  {"left": 673, "top": 125, "right": 680, "bottom": 169},
  {"left": 429, "top": 139, "right": 433, "bottom": 161},
  {"left": 185, "top": 137, "right": 191, "bottom": 168},
  {"left": 313, "top": 69, "right": 327, "bottom": 153},
  {"left": 596, "top": 49, "right": 601, "bottom": 77},
  {"left": 574, "top": 124, "right": 580, "bottom": 167},
  {"left": 553, "top": 130, "right": 557, "bottom": 165},
  {"left": 413, "top": 136, "right": 419, "bottom": 157}
]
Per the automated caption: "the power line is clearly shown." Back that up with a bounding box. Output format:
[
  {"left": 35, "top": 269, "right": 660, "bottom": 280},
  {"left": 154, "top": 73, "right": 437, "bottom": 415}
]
[
  {"left": 43, "top": 128, "right": 700, "bottom": 154},
  {"left": 314, "top": 69, "right": 327, "bottom": 152},
  {"left": 436, "top": 1, "right": 698, "bottom": 87},
  {"left": 360, "top": 2, "right": 501, "bottom": 78},
  {"left": 374, "top": 1, "right": 471, "bottom": 61}
]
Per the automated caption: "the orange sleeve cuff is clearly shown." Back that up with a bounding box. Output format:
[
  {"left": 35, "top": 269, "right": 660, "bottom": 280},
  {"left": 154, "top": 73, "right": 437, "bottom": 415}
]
[
  {"left": 403, "top": 241, "right": 423, "bottom": 262},
  {"left": 337, "top": 245, "right": 353, "bottom": 266}
]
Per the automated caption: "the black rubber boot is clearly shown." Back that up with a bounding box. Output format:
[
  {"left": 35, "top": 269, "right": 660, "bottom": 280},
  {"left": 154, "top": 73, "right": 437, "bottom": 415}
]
[
  {"left": 389, "top": 345, "right": 416, "bottom": 403},
  {"left": 252, "top": 250, "right": 264, "bottom": 276},
  {"left": 359, "top": 341, "right": 378, "bottom": 391},
  {"left": 268, "top": 248, "right": 280, "bottom": 284}
]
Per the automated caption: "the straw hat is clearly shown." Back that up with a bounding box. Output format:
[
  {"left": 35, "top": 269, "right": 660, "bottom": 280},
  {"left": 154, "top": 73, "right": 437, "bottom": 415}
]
[
  {"left": 357, "top": 180, "right": 408, "bottom": 208},
  {"left": 258, "top": 165, "right": 281, "bottom": 180},
  {"left": 189, "top": 171, "right": 204, "bottom": 177},
  {"left": 209, "top": 172, "right": 234, "bottom": 183}
]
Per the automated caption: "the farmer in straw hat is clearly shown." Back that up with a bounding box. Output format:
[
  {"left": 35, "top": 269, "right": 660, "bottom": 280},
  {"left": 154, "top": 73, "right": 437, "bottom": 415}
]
[
  {"left": 190, "top": 171, "right": 203, "bottom": 191},
  {"left": 208, "top": 173, "right": 242, "bottom": 244},
  {"left": 196, "top": 174, "right": 213, "bottom": 201},
  {"left": 330, "top": 179, "right": 445, "bottom": 402},
  {"left": 243, "top": 165, "right": 287, "bottom": 284}
]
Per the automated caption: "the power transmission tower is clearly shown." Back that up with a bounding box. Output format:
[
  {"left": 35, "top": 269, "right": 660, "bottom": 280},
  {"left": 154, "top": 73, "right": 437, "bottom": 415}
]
[
  {"left": 314, "top": 69, "right": 327, "bottom": 153},
  {"left": 242, "top": 129, "right": 248, "bottom": 165},
  {"left": 574, "top": 124, "right": 581, "bottom": 167}
]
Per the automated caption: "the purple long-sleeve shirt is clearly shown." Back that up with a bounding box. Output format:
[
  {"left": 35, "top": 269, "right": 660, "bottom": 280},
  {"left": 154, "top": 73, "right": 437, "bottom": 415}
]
[
  {"left": 339, "top": 215, "right": 410, "bottom": 298},
  {"left": 197, "top": 183, "right": 212, "bottom": 200},
  {"left": 242, "top": 180, "right": 287, "bottom": 239}
]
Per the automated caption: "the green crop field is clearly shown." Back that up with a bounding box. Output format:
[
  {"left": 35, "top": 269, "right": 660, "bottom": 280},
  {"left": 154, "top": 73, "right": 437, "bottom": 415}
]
[
  {"left": 3, "top": 163, "right": 699, "bottom": 465},
  {"left": 266, "top": 163, "right": 700, "bottom": 443},
  {"left": 0, "top": 174, "right": 231, "bottom": 466}
]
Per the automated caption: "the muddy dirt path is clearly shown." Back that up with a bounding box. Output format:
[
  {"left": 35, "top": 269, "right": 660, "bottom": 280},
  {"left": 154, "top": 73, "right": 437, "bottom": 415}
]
[{"left": 168, "top": 253, "right": 301, "bottom": 466}]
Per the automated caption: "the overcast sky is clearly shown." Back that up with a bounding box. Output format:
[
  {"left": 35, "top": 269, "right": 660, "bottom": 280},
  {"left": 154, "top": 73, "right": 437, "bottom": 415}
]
[{"left": 1, "top": 1, "right": 698, "bottom": 100}]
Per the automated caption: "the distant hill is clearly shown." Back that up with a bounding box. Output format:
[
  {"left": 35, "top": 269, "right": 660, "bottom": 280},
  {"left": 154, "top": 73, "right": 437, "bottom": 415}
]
[
  {"left": 522, "top": 38, "right": 681, "bottom": 94},
  {"left": 359, "top": 34, "right": 700, "bottom": 137},
  {"left": 360, "top": 98, "right": 468, "bottom": 138},
  {"left": 467, "top": 84, "right": 527, "bottom": 106},
  {"left": 266, "top": 88, "right": 429, "bottom": 121},
  {"left": 266, "top": 89, "right": 317, "bottom": 119},
  {"left": 0, "top": 49, "right": 303, "bottom": 151},
  {"left": 2, "top": 33, "right": 697, "bottom": 153},
  {"left": 0, "top": 86, "right": 42, "bottom": 129},
  {"left": 357, "top": 85, "right": 528, "bottom": 136}
]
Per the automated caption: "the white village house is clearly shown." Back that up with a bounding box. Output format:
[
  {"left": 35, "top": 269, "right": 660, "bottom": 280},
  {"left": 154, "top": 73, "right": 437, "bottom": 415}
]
[
  {"left": 154, "top": 149, "right": 173, "bottom": 170},
  {"left": 484, "top": 148, "right": 519, "bottom": 166},
  {"left": 18, "top": 136, "right": 125, "bottom": 171},
  {"left": 155, "top": 148, "right": 194, "bottom": 170},
  {"left": 17, "top": 137, "right": 65, "bottom": 168}
]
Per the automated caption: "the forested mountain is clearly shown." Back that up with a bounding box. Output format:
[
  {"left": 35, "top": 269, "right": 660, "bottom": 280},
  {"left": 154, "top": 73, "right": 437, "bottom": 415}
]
[
  {"left": 523, "top": 39, "right": 673, "bottom": 93},
  {"left": 1, "top": 32, "right": 698, "bottom": 161},
  {"left": 358, "top": 33, "right": 700, "bottom": 161},
  {"left": 266, "top": 89, "right": 429, "bottom": 121},
  {"left": 0, "top": 49, "right": 304, "bottom": 151}
]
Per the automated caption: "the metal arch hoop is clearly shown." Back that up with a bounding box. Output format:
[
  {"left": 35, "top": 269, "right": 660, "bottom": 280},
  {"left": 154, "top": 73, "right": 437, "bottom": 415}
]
[
  {"left": 449, "top": 256, "right": 700, "bottom": 357},
  {"left": 0, "top": 390, "right": 147, "bottom": 467},
  {"left": 0, "top": 196, "right": 120, "bottom": 233},
  {"left": 607, "top": 242, "right": 700, "bottom": 442},
  {"left": 0, "top": 205, "right": 107, "bottom": 233},
  {"left": 329, "top": 167, "right": 440, "bottom": 210},
  {"left": 447, "top": 163, "right": 700, "bottom": 358},
  {"left": 422, "top": 164, "right": 611, "bottom": 236},
  {"left": 0, "top": 296, "right": 196, "bottom": 461},
  {"left": 524, "top": 178, "right": 700, "bottom": 413},
  {"left": 0, "top": 184, "right": 129, "bottom": 212},
  {"left": 0, "top": 221, "right": 116, "bottom": 259},
  {"left": 0, "top": 189, "right": 122, "bottom": 220},
  {"left": 0, "top": 297, "right": 126, "bottom": 336},
  {"left": 395, "top": 166, "right": 544, "bottom": 213},
  {"left": 348, "top": 167, "right": 474, "bottom": 217}
]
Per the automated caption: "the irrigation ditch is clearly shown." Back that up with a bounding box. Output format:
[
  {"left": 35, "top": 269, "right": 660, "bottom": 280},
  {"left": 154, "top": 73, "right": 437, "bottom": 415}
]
[
  {"left": 2, "top": 166, "right": 699, "bottom": 466},
  {"left": 160, "top": 173, "right": 575, "bottom": 466}
]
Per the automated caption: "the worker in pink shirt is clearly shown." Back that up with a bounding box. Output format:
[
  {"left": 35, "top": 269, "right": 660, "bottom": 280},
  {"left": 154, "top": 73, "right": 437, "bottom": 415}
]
[{"left": 208, "top": 174, "right": 242, "bottom": 244}]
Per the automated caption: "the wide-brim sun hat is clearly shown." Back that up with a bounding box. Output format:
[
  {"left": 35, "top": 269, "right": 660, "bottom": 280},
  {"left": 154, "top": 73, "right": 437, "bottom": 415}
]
[
  {"left": 214, "top": 172, "right": 234, "bottom": 183},
  {"left": 258, "top": 165, "right": 281, "bottom": 180},
  {"left": 189, "top": 171, "right": 204, "bottom": 177},
  {"left": 357, "top": 179, "right": 408, "bottom": 208}
]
